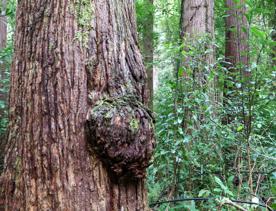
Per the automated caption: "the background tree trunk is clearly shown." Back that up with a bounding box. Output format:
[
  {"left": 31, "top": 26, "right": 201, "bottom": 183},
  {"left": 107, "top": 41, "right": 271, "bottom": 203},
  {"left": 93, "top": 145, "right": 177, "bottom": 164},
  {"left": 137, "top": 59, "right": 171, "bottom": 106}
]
[
  {"left": 173, "top": 0, "right": 215, "bottom": 196},
  {"left": 179, "top": 0, "right": 215, "bottom": 92},
  {"left": 225, "top": 0, "right": 249, "bottom": 69},
  {"left": 0, "top": 0, "right": 7, "bottom": 173},
  {"left": 0, "top": 0, "right": 6, "bottom": 49},
  {"left": 179, "top": 0, "right": 215, "bottom": 125},
  {"left": 140, "top": 0, "right": 154, "bottom": 110},
  {"left": 271, "top": 0, "right": 276, "bottom": 67},
  {"left": 224, "top": 0, "right": 250, "bottom": 195},
  {"left": 0, "top": 0, "right": 154, "bottom": 210},
  {"left": 224, "top": 0, "right": 249, "bottom": 123}
]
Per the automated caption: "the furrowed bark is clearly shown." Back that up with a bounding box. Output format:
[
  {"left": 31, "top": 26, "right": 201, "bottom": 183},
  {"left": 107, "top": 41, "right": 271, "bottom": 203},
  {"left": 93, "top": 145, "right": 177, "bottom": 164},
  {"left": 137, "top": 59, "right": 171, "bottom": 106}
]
[{"left": 0, "top": 0, "right": 154, "bottom": 210}]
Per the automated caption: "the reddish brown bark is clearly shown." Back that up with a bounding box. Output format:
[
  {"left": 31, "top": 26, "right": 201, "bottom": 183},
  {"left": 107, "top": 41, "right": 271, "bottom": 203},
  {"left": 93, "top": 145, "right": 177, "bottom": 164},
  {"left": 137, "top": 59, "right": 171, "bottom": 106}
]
[
  {"left": 224, "top": 0, "right": 249, "bottom": 124},
  {"left": 225, "top": 0, "right": 249, "bottom": 71},
  {"left": 0, "top": 0, "right": 154, "bottom": 210}
]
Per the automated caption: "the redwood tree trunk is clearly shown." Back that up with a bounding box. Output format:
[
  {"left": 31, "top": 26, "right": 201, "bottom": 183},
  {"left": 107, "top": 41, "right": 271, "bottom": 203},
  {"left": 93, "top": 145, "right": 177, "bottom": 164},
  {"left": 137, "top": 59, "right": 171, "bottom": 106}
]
[
  {"left": 224, "top": 0, "right": 249, "bottom": 124},
  {"left": 0, "top": 0, "right": 154, "bottom": 210},
  {"left": 179, "top": 0, "right": 215, "bottom": 90},
  {"left": 141, "top": 0, "right": 154, "bottom": 110},
  {"left": 225, "top": 0, "right": 249, "bottom": 69},
  {"left": 175, "top": 0, "right": 215, "bottom": 195},
  {"left": 179, "top": 0, "right": 215, "bottom": 120},
  {"left": 0, "top": 0, "right": 6, "bottom": 50},
  {"left": 0, "top": 0, "right": 7, "bottom": 114},
  {"left": 0, "top": 0, "right": 7, "bottom": 173}
]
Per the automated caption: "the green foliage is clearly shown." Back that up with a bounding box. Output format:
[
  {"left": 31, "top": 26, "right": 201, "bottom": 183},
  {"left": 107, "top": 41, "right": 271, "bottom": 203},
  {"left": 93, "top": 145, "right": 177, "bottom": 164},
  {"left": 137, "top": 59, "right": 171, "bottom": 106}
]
[{"left": 0, "top": 0, "right": 16, "bottom": 136}]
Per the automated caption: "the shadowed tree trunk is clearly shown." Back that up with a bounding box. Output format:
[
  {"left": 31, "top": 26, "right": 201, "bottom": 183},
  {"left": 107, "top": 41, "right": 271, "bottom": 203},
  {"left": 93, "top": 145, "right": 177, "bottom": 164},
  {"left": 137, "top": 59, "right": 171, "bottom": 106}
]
[
  {"left": 271, "top": 1, "right": 276, "bottom": 67},
  {"left": 141, "top": 0, "right": 154, "bottom": 110},
  {"left": 0, "top": 0, "right": 155, "bottom": 210},
  {"left": 224, "top": 0, "right": 250, "bottom": 195},
  {"left": 225, "top": 0, "right": 249, "bottom": 71},
  {"left": 224, "top": 0, "right": 249, "bottom": 123},
  {"left": 0, "top": 0, "right": 7, "bottom": 173},
  {"left": 0, "top": 0, "right": 6, "bottom": 49}
]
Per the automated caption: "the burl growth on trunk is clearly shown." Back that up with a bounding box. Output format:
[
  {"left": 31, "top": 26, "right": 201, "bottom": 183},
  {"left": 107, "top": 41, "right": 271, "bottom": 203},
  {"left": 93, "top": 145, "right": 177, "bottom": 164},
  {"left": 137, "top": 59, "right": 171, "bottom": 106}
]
[{"left": 86, "top": 95, "right": 155, "bottom": 179}]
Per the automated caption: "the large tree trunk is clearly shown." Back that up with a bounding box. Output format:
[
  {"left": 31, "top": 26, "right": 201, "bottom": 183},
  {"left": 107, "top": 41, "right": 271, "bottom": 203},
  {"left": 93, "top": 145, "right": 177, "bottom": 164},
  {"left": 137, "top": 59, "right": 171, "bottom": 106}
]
[{"left": 0, "top": 0, "right": 155, "bottom": 210}]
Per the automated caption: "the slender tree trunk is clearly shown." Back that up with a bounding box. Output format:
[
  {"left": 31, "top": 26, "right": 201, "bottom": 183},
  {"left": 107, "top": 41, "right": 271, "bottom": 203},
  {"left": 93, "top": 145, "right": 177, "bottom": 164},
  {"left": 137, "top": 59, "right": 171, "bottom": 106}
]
[
  {"left": 141, "top": 0, "right": 154, "bottom": 110},
  {"left": 271, "top": 1, "right": 276, "bottom": 67},
  {"left": 0, "top": 0, "right": 7, "bottom": 114},
  {"left": 0, "top": 0, "right": 154, "bottom": 210},
  {"left": 0, "top": 0, "right": 6, "bottom": 49},
  {"left": 224, "top": 0, "right": 251, "bottom": 194},
  {"left": 0, "top": 0, "right": 7, "bottom": 173},
  {"left": 224, "top": 0, "right": 249, "bottom": 123},
  {"left": 175, "top": 0, "right": 214, "bottom": 195},
  {"left": 225, "top": 0, "right": 249, "bottom": 70}
]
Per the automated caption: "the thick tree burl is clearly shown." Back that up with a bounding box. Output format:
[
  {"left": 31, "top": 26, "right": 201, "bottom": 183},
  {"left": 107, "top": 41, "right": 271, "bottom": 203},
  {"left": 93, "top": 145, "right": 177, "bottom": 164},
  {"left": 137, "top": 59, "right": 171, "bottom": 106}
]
[{"left": 86, "top": 95, "right": 155, "bottom": 179}]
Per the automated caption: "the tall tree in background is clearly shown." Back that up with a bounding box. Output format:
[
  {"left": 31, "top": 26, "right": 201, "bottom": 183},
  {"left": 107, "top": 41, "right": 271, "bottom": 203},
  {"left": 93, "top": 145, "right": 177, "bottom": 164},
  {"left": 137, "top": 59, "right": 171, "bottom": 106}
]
[
  {"left": 0, "top": 0, "right": 7, "bottom": 171},
  {"left": 271, "top": 0, "right": 276, "bottom": 67},
  {"left": 169, "top": 0, "right": 215, "bottom": 196},
  {"left": 0, "top": 0, "right": 6, "bottom": 50},
  {"left": 224, "top": 0, "right": 250, "bottom": 195},
  {"left": 0, "top": 0, "right": 154, "bottom": 210},
  {"left": 224, "top": 0, "right": 249, "bottom": 106},
  {"left": 178, "top": 0, "right": 215, "bottom": 130},
  {"left": 139, "top": 0, "right": 154, "bottom": 109},
  {"left": 0, "top": 0, "right": 7, "bottom": 118},
  {"left": 179, "top": 0, "right": 215, "bottom": 81}
]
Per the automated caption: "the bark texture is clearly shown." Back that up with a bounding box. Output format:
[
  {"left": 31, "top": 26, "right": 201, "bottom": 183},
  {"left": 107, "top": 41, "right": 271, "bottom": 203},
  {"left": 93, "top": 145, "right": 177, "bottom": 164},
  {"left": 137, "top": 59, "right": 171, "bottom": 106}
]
[
  {"left": 180, "top": 0, "right": 214, "bottom": 38},
  {"left": 0, "top": 0, "right": 154, "bottom": 210},
  {"left": 225, "top": 0, "right": 249, "bottom": 69},
  {"left": 179, "top": 0, "right": 215, "bottom": 86}
]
